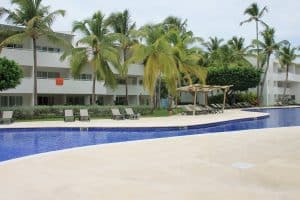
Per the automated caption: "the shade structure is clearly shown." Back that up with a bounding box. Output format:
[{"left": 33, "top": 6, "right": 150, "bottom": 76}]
[{"left": 177, "top": 84, "right": 233, "bottom": 115}]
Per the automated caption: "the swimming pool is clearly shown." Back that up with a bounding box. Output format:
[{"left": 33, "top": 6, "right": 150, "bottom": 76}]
[{"left": 0, "top": 107, "right": 299, "bottom": 162}]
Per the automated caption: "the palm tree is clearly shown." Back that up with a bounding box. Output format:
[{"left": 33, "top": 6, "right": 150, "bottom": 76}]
[
  {"left": 240, "top": 3, "right": 268, "bottom": 69},
  {"left": 0, "top": 0, "right": 69, "bottom": 105},
  {"left": 129, "top": 24, "right": 178, "bottom": 108},
  {"left": 163, "top": 16, "right": 188, "bottom": 33},
  {"left": 254, "top": 27, "right": 285, "bottom": 104},
  {"left": 106, "top": 9, "right": 136, "bottom": 105},
  {"left": 276, "top": 42, "right": 298, "bottom": 104},
  {"left": 228, "top": 36, "right": 252, "bottom": 66},
  {"left": 62, "top": 11, "right": 119, "bottom": 105},
  {"left": 203, "top": 37, "right": 224, "bottom": 53}
]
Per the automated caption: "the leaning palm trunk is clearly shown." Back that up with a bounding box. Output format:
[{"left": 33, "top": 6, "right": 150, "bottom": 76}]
[
  {"left": 91, "top": 71, "right": 96, "bottom": 105},
  {"left": 32, "top": 38, "right": 38, "bottom": 106},
  {"left": 283, "top": 64, "right": 289, "bottom": 104},
  {"left": 259, "top": 54, "right": 270, "bottom": 105},
  {"left": 255, "top": 20, "right": 261, "bottom": 104}
]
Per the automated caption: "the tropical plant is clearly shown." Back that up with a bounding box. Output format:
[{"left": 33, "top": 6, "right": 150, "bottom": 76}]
[
  {"left": 163, "top": 16, "right": 188, "bottom": 33},
  {"left": 62, "top": 11, "right": 120, "bottom": 105},
  {"left": 254, "top": 27, "right": 286, "bottom": 104},
  {"left": 203, "top": 36, "right": 224, "bottom": 53},
  {"left": 129, "top": 24, "right": 178, "bottom": 108},
  {"left": 228, "top": 36, "right": 252, "bottom": 66},
  {"left": 240, "top": 2, "right": 268, "bottom": 69},
  {"left": 0, "top": 0, "right": 70, "bottom": 105},
  {"left": 276, "top": 42, "right": 299, "bottom": 103},
  {"left": 106, "top": 9, "right": 136, "bottom": 105},
  {"left": 0, "top": 57, "right": 23, "bottom": 91}
]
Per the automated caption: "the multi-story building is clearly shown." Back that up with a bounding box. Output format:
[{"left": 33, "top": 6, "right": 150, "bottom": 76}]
[
  {"left": 261, "top": 59, "right": 300, "bottom": 106},
  {"left": 0, "top": 24, "right": 149, "bottom": 107}
]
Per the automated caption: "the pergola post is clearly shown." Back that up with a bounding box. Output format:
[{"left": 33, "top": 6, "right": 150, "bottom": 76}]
[
  {"left": 222, "top": 88, "right": 227, "bottom": 112},
  {"left": 193, "top": 91, "right": 197, "bottom": 115}
]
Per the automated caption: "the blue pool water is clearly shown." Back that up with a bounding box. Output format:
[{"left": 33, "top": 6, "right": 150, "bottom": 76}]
[{"left": 0, "top": 107, "right": 300, "bottom": 162}]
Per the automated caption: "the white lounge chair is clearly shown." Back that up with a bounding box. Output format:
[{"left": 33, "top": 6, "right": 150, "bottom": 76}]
[
  {"left": 125, "top": 108, "right": 140, "bottom": 120},
  {"left": 79, "top": 109, "right": 90, "bottom": 121},
  {"left": 111, "top": 108, "right": 125, "bottom": 120},
  {"left": 0, "top": 111, "right": 14, "bottom": 124},
  {"left": 64, "top": 110, "right": 75, "bottom": 122}
]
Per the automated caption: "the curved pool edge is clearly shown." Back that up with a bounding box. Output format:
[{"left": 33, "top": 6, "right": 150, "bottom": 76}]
[{"left": 0, "top": 112, "right": 270, "bottom": 132}]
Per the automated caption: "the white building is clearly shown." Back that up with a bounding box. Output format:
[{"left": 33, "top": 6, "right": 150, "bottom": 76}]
[
  {"left": 261, "top": 59, "right": 300, "bottom": 106},
  {"left": 0, "top": 24, "right": 149, "bottom": 107}
]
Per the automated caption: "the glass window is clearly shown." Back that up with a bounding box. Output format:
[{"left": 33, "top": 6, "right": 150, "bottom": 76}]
[
  {"left": 42, "top": 46, "right": 47, "bottom": 52},
  {"left": 48, "top": 47, "right": 54, "bottom": 52},
  {"left": 0, "top": 96, "right": 8, "bottom": 107}
]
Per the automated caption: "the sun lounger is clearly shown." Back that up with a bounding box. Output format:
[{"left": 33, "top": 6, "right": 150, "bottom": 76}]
[
  {"left": 193, "top": 105, "right": 209, "bottom": 114},
  {"left": 111, "top": 108, "right": 125, "bottom": 120},
  {"left": 79, "top": 109, "right": 90, "bottom": 121},
  {"left": 125, "top": 108, "right": 140, "bottom": 120},
  {"left": 202, "top": 105, "right": 217, "bottom": 114},
  {"left": 0, "top": 111, "right": 14, "bottom": 124},
  {"left": 210, "top": 104, "right": 222, "bottom": 113},
  {"left": 182, "top": 105, "right": 195, "bottom": 115},
  {"left": 64, "top": 109, "right": 75, "bottom": 122}
]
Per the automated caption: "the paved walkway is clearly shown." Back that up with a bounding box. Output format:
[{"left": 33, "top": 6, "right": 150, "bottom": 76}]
[
  {"left": 0, "top": 126, "right": 300, "bottom": 200},
  {"left": 0, "top": 109, "right": 268, "bottom": 128}
]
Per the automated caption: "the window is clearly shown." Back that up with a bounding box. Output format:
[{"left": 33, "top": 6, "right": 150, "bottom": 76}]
[
  {"left": 139, "top": 79, "right": 143, "bottom": 85},
  {"left": 74, "top": 74, "right": 92, "bottom": 81},
  {"left": 117, "top": 79, "right": 126, "bottom": 85},
  {"left": 37, "top": 71, "right": 60, "bottom": 79},
  {"left": 36, "top": 46, "right": 60, "bottom": 53},
  {"left": 38, "top": 96, "right": 54, "bottom": 106},
  {"left": 66, "top": 96, "right": 85, "bottom": 105},
  {"left": 115, "top": 96, "right": 126, "bottom": 105},
  {"left": 6, "top": 44, "right": 23, "bottom": 49},
  {"left": 0, "top": 96, "right": 22, "bottom": 107}
]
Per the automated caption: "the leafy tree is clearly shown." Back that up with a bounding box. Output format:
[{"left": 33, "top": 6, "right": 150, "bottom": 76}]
[
  {"left": 62, "top": 11, "right": 119, "bottom": 105},
  {"left": 228, "top": 36, "right": 252, "bottom": 66},
  {"left": 130, "top": 24, "right": 178, "bottom": 108},
  {"left": 206, "top": 66, "right": 261, "bottom": 92},
  {"left": 254, "top": 27, "right": 286, "bottom": 104},
  {"left": 106, "top": 9, "right": 136, "bottom": 105},
  {"left": 0, "top": 0, "right": 70, "bottom": 105},
  {"left": 0, "top": 57, "right": 23, "bottom": 91},
  {"left": 276, "top": 42, "right": 299, "bottom": 103},
  {"left": 240, "top": 2, "right": 268, "bottom": 69}
]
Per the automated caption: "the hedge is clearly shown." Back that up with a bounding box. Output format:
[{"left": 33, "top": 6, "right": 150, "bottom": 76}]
[
  {"left": 208, "top": 92, "right": 257, "bottom": 105},
  {"left": 0, "top": 105, "right": 153, "bottom": 120}
]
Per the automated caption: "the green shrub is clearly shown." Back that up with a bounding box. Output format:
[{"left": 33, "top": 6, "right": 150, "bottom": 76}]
[
  {"left": 208, "top": 92, "right": 257, "bottom": 105},
  {"left": 0, "top": 57, "right": 23, "bottom": 91},
  {"left": 0, "top": 105, "right": 153, "bottom": 120}
]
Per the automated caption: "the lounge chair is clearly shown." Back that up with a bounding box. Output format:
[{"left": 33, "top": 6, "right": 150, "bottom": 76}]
[
  {"left": 125, "top": 108, "right": 140, "bottom": 120},
  {"left": 64, "top": 110, "right": 75, "bottom": 122},
  {"left": 193, "top": 105, "right": 208, "bottom": 114},
  {"left": 79, "top": 109, "right": 90, "bottom": 121},
  {"left": 201, "top": 105, "right": 217, "bottom": 114},
  {"left": 210, "top": 104, "right": 222, "bottom": 113},
  {"left": 182, "top": 105, "right": 195, "bottom": 115},
  {"left": 0, "top": 111, "right": 14, "bottom": 124},
  {"left": 111, "top": 108, "right": 125, "bottom": 120},
  {"left": 225, "top": 103, "right": 232, "bottom": 109}
]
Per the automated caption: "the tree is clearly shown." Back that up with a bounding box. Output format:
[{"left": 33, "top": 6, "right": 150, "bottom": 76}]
[
  {"left": 106, "top": 9, "right": 136, "bottom": 105},
  {"left": 163, "top": 16, "right": 188, "bottom": 33},
  {"left": 276, "top": 42, "right": 299, "bottom": 104},
  {"left": 0, "top": 0, "right": 70, "bottom": 105},
  {"left": 0, "top": 57, "right": 23, "bottom": 91},
  {"left": 254, "top": 27, "right": 285, "bottom": 104},
  {"left": 206, "top": 66, "right": 261, "bottom": 96},
  {"left": 240, "top": 3, "right": 268, "bottom": 69},
  {"left": 130, "top": 24, "right": 178, "bottom": 108},
  {"left": 228, "top": 36, "right": 252, "bottom": 66},
  {"left": 62, "top": 11, "right": 119, "bottom": 105},
  {"left": 203, "top": 36, "right": 224, "bottom": 53}
]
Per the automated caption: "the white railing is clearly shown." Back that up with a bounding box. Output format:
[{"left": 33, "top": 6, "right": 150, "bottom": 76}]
[{"left": 0, "top": 48, "right": 69, "bottom": 68}]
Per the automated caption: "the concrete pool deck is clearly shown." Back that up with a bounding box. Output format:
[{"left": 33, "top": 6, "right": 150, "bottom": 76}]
[
  {"left": 0, "top": 126, "right": 300, "bottom": 200},
  {"left": 0, "top": 109, "right": 268, "bottom": 129}
]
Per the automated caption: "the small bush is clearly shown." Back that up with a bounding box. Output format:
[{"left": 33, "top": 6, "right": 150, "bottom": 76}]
[
  {"left": 208, "top": 92, "right": 257, "bottom": 105},
  {"left": 0, "top": 105, "right": 153, "bottom": 120}
]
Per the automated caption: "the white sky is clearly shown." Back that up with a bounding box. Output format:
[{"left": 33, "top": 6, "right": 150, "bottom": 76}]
[{"left": 1, "top": 0, "right": 300, "bottom": 46}]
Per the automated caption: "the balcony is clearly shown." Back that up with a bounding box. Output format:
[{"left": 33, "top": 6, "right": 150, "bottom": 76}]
[
  {"left": 273, "top": 87, "right": 293, "bottom": 95},
  {"left": 0, "top": 48, "right": 70, "bottom": 68},
  {"left": 274, "top": 72, "right": 300, "bottom": 82},
  {"left": 0, "top": 78, "right": 33, "bottom": 94},
  {"left": 107, "top": 85, "right": 148, "bottom": 96}
]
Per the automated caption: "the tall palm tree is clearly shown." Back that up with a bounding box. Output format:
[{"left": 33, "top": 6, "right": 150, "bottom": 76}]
[
  {"left": 106, "top": 9, "right": 136, "bottom": 105},
  {"left": 0, "top": 0, "right": 69, "bottom": 105},
  {"left": 228, "top": 36, "right": 252, "bottom": 66},
  {"left": 129, "top": 24, "right": 178, "bottom": 108},
  {"left": 163, "top": 16, "right": 188, "bottom": 33},
  {"left": 276, "top": 42, "right": 298, "bottom": 104},
  {"left": 62, "top": 11, "right": 119, "bottom": 105},
  {"left": 203, "top": 37, "right": 224, "bottom": 53},
  {"left": 254, "top": 27, "right": 285, "bottom": 104},
  {"left": 240, "top": 3, "right": 268, "bottom": 69}
]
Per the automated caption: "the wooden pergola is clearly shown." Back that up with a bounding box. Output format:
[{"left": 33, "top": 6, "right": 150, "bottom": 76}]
[{"left": 177, "top": 84, "right": 233, "bottom": 115}]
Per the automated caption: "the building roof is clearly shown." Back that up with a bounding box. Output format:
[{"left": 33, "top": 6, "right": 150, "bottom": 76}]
[{"left": 177, "top": 84, "right": 233, "bottom": 93}]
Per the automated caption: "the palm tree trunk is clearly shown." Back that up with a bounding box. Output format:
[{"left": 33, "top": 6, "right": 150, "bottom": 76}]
[
  {"left": 32, "top": 38, "right": 38, "bottom": 106},
  {"left": 157, "top": 76, "right": 161, "bottom": 109},
  {"left": 92, "top": 73, "right": 96, "bottom": 105},
  {"left": 255, "top": 20, "right": 260, "bottom": 105},
  {"left": 283, "top": 64, "right": 289, "bottom": 103},
  {"left": 259, "top": 54, "right": 270, "bottom": 105},
  {"left": 125, "top": 77, "right": 129, "bottom": 105}
]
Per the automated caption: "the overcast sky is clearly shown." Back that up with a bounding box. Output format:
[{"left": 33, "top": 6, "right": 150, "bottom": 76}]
[{"left": 1, "top": 0, "right": 300, "bottom": 46}]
